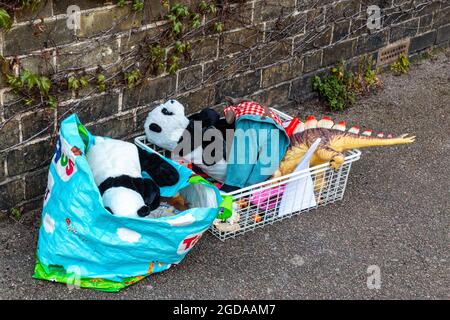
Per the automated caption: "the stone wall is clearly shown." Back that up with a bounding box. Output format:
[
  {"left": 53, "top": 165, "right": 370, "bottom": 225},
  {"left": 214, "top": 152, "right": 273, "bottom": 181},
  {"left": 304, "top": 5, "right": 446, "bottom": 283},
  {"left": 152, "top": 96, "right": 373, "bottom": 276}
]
[{"left": 0, "top": 0, "right": 449, "bottom": 214}]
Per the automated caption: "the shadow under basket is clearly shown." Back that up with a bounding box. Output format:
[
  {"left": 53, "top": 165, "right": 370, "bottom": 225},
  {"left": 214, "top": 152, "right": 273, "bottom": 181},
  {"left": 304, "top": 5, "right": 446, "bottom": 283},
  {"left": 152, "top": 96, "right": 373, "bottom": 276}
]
[{"left": 135, "top": 108, "right": 361, "bottom": 241}]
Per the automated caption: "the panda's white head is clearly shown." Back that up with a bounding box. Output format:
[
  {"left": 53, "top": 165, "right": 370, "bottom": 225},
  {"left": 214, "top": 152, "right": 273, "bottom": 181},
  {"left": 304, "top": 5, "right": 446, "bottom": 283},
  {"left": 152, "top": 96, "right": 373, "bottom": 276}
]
[{"left": 144, "top": 99, "right": 190, "bottom": 151}]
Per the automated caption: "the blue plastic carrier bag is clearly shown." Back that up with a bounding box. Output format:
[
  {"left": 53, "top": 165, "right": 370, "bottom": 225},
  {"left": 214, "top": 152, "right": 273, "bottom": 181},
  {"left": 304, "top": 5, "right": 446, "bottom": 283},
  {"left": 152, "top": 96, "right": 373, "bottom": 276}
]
[{"left": 33, "top": 114, "right": 221, "bottom": 292}]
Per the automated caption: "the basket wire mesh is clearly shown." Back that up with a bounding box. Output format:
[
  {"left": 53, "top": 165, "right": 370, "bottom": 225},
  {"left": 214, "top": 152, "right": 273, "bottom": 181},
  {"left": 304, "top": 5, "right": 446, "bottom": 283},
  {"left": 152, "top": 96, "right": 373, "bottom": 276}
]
[{"left": 135, "top": 108, "right": 361, "bottom": 241}]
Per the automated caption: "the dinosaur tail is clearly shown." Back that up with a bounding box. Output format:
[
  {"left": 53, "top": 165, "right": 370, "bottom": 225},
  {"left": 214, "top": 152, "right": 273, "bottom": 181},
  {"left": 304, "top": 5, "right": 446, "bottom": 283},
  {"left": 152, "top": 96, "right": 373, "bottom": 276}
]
[
  {"left": 335, "top": 133, "right": 415, "bottom": 150},
  {"left": 290, "top": 115, "right": 415, "bottom": 149}
]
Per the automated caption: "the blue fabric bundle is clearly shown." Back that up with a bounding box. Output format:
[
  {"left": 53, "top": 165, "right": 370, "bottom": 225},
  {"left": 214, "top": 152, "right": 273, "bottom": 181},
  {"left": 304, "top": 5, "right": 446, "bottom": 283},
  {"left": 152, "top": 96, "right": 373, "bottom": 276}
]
[{"left": 224, "top": 114, "right": 290, "bottom": 189}]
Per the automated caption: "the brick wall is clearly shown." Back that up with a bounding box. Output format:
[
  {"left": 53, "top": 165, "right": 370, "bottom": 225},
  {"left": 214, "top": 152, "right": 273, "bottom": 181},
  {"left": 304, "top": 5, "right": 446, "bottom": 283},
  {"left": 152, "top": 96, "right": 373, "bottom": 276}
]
[{"left": 0, "top": 0, "right": 449, "bottom": 214}]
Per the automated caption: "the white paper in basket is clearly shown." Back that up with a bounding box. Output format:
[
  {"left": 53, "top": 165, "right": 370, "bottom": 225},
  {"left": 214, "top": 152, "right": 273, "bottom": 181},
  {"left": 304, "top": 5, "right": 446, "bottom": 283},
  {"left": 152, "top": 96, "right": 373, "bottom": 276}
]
[{"left": 278, "top": 138, "right": 321, "bottom": 217}]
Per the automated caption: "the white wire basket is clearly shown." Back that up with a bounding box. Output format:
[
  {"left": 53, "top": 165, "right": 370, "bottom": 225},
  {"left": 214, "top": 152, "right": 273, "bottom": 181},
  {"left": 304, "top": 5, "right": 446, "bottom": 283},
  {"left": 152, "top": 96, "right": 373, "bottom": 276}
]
[{"left": 135, "top": 108, "right": 361, "bottom": 241}]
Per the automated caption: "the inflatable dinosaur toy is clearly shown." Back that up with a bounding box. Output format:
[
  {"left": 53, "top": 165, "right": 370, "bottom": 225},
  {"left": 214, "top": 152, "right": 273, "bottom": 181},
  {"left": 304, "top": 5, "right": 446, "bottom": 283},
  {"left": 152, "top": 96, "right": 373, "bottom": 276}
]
[{"left": 273, "top": 115, "right": 415, "bottom": 178}]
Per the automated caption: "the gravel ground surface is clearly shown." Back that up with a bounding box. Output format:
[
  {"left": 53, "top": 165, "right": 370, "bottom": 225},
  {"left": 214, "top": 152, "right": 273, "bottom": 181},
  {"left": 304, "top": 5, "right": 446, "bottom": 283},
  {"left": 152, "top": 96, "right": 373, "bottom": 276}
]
[{"left": 1, "top": 49, "right": 449, "bottom": 300}]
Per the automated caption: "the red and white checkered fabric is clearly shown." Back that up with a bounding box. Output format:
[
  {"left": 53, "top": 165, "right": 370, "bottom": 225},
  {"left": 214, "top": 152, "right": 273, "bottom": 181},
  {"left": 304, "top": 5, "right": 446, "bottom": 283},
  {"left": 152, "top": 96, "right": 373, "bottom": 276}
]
[{"left": 224, "top": 101, "right": 283, "bottom": 126}]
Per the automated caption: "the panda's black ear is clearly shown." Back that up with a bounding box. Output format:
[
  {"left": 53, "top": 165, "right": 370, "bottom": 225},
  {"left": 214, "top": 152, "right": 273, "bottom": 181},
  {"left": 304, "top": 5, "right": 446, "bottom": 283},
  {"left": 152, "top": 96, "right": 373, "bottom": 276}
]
[
  {"left": 188, "top": 108, "right": 220, "bottom": 127},
  {"left": 137, "top": 206, "right": 151, "bottom": 217},
  {"left": 138, "top": 148, "right": 180, "bottom": 187}
]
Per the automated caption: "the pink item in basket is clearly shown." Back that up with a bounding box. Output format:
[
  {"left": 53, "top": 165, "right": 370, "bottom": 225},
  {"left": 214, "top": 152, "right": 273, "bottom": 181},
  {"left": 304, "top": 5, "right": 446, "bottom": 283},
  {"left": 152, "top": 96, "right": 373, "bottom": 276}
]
[{"left": 250, "top": 185, "right": 286, "bottom": 211}]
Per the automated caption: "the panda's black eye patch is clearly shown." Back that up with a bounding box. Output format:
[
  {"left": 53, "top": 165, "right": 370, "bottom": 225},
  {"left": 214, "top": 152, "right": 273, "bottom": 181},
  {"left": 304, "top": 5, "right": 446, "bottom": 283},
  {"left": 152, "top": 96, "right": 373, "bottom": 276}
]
[
  {"left": 162, "top": 107, "right": 174, "bottom": 116},
  {"left": 149, "top": 123, "right": 162, "bottom": 133}
]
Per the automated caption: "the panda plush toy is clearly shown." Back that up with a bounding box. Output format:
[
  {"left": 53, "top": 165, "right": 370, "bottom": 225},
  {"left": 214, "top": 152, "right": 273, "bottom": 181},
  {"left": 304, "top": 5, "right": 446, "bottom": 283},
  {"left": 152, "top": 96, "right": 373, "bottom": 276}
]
[
  {"left": 87, "top": 136, "right": 179, "bottom": 218},
  {"left": 144, "top": 99, "right": 232, "bottom": 182}
]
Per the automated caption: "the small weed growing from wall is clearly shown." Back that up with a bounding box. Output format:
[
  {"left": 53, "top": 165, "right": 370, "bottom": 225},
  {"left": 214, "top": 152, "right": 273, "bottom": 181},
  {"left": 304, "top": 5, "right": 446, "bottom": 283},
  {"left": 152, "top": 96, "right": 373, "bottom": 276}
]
[
  {"left": 390, "top": 53, "right": 410, "bottom": 75},
  {"left": 312, "top": 63, "right": 356, "bottom": 111},
  {"left": 0, "top": 0, "right": 43, "bottom": 31},
  {"left": 68, "top": 74, "right": 89, "bottom": 94},
  {"left": 96, "top": 74, "right": 107, "bottom": 92},
  {"left": 10, "top": 207, "right": 21, "bottom": 221},
  {"left": 0, "top": 8, "right": 12, "bottom": 30},
  {"left": 313, "top": 56, "right": 383, "bottom": 111},
  {"left": 124, "top": 70, "right": 141, "bottom": 89},
  {"left": 6, "top": 70, "right": 57, "bottom": 108},
  {"left": 364, "top": 57, "right": 380, "bottom": 89}
]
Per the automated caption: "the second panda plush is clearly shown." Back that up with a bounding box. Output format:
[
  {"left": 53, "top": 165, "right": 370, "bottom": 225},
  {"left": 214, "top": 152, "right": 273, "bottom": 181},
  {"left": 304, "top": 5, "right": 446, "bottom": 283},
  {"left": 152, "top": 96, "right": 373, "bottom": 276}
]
[
  {"left": 87, "top": 136, "right": 180, "bottom": 218},
  {"left": 144, "top": 99, "right": 232, "bottom": 182}
]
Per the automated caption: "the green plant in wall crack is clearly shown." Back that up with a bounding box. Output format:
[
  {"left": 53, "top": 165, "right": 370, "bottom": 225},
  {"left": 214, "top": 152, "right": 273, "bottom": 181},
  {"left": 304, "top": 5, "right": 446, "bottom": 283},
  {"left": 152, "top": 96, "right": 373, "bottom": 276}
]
[
  {"left": 364, "top": 61, "right": 378, "bottom": 88},
  {"left": 147, "top": 40, "right": 192, "bottom": 76},
  {"left": 46, "top": 95, "right": 57, "bottom": 109},
  {"left": 390, "top": 53, "right": 410, "bottom": 75},
  {"left": 24, "top": 97, "right": 34, "bottom": 106},
  {"left": 312, "top": 64, "right": 356, "bottom": 111},
  {"left": 351, "top": 55, "right": 382, "bottom": 94},
  {"left": 164, "top": 1, "right": 220, "bottom": 37},
  {"left": 312, "top": 57, "right": 383, "bottom": 111},
  {"left": 157, "top": 1, "right": 222, "bottom": 74},
  {"left": 147, "top": 44, "right": 165, "bottom": 75},
  {"left": 124, "top": 69, "right": 141, "bottom": 88},
  {"left": 68, "top": 74, "right": 89, "bottom": 93},
  {"left": 0, "top": 8, "right": 12, "bottom": 30},
  {"left": 167, "top": 55, "right": 180, "bottom": 76},
  {"left": 198, "top": 1, "right": 217, "bottom": 15},
  {"left": 166, "top": 3, "right": 190, "bottom": 36},
  {"left": 114, "top": 0, "right": 142, "bottom": 11},
  {"left": 166, "top": 41, "right": 192, "bottom": 75},
  {"left": 170, "top": 3, "right": 190, "bottom": 18},
  {"left": 96, "top": 74, "right": 107, "bottom": 92},
  {"left": 131, "top": 0, "right": 144, "bottom": 12},
  {"left": 198, "top": 1, "right": 222, "bottom": 33},
  {"left": 190, "top": 12, "right": 201, "bottom": 29},
  {"left": 6, "top": 69, "right": 57, "bottom": 107},
  {"left": 174, "top": 40, "right": 191, "bottom": 59},
  {"left": 21, "top": 71, "right": 50, "bottom": 95},
  {"left": 213, "top": 21, "right": 223, "bottom": 33},
  {"left": 10, "top": 207, "right": 21, "bottom": 221}
]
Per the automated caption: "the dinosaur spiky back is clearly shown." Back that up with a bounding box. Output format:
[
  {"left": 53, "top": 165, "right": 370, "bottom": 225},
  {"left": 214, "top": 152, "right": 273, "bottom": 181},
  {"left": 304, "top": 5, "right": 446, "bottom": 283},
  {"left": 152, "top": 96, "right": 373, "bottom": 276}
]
[{"left": 290, "top": 115, "right": 394, "bottom": 138}]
